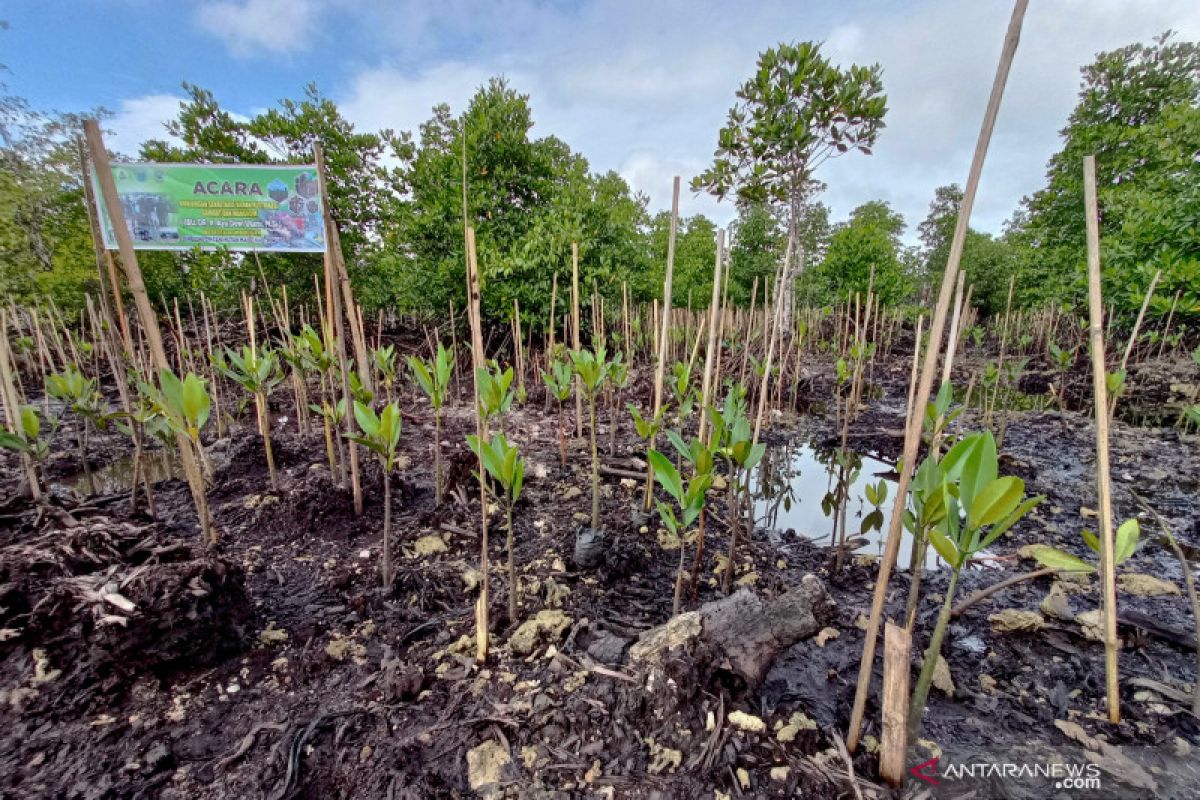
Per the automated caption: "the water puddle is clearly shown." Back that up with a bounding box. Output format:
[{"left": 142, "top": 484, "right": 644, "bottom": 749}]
[
  {"left": 54, "top": 449, "right": 182, "bottom": 497},
  {"left": 750, "top": 441, "right": 995, "bottom": 570}
]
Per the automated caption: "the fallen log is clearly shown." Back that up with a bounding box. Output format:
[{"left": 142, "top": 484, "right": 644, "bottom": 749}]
[{"left": 628, "top": 575, "right": 834, "bottom": 692}]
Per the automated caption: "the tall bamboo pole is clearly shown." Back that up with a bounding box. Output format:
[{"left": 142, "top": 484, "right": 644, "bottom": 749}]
[
  {"left": 644, "top": 177, "right": 680, "bottom": 510},
  {"left": 846, "top": 0, "right": 1028, "bottom": 751},
  {"left": 698, "top": 230, "right": 725, "bottom": 444},
  {"left": 1084, "top": 154, "right": 1121, "bottom": 724},
  {"left": 465, "top": 227, "right": 490, "bottom": 661},
  {"left": 83, "top": 119, "right": 213, "bottom": 543},
  {"left": 314, "top": 144, "right": 362, "bottom": 516},
  {"left": 572, "top": 243, "right": 583, "bottom": 438}
]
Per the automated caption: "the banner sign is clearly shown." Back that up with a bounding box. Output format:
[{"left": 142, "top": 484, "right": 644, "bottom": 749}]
[{"left": 93, "top": 162, "right": 327, "bottom": 252}]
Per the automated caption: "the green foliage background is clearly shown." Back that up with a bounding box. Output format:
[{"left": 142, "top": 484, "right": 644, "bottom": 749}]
[{"left": 2, "top": 33, "right": 1197, "bottom": 330}]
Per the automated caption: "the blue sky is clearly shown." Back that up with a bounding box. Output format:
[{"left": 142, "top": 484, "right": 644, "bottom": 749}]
[{"left": 5, "top": 1, "right": 1199, "bottom": 238}]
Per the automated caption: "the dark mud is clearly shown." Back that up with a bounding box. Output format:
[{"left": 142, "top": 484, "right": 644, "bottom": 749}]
[{"left": 0, "top": 344, "right": 1197, "bottom": 799}]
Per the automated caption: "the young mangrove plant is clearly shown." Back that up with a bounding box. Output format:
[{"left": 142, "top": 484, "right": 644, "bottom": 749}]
[
  {"left": 570, "top": 346, "right": 611, "bottom": 532},
  {"left": 476, "top": 360, "right": 515, "bottom": 430},
  {"left": 276, "top": 332, "right": 311, "bottom": 435},
  {"left": 215, "top": 345, "right": 284, "bottom": 490},
  {"left": 1048, "top": 341, "right": 1074, "bottom": 426},
  {"left": 297, "top": 324, "right": 342, "bottom": 477},
  {"left": 409, "top": 342, "right": 455, "bottom": 505},
  {"left": 648, "top": 446, "right": 712, "bottom": 616},
  {"left": 372, "top": 344, "right": 398, "bottom": 404},
  {"left": 607, "top": 353, "right": 629, "bottom": 452},
  {"left": 468, "top": 432, "right": 525, "bottom": 622},
  {"left": 348, "top": 401, "right": 402, "bottom": 587},
  {"left": 114, "top": 395, "right": 166, "bottom": 515},
  {"left": 670, "top": 360, "right": 696, "bottom": 430},
  {"left": 541, "top": 356, "right": 573, "bottom": 469},
  {"left": 141, "top": 369, "right": 215, "bottom": 542},
  {"left": 709, "top": 389, "right": 765, "bottom": 594},
  {"left": 0, "top": 405, "right": 53, "bottom": 496},
  {"left": 1029, "top": 518, "right": 1140, "bottom": 576},
  {"left": 45, "top": 365, "right": 106, "bottom": 495},
  {"left": 908, "top": 430, "right": 1042, "bottom": 743}
]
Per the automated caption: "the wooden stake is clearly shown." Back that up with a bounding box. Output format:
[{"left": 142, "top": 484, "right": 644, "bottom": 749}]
[
  {"left": 846, "top": 0, "right": 1028, "bottom": 751},
  {"left": 645, "top": 177, "right": 680, "bottom": 510},
  {"left": 698, "top": 230, "right": 725, "bottom": 443},
  {"left": 572, "top": 242, "right": 583, "bottom": 438},
  {"left": 879, "top": 623, "right": 911, "bottom": 788},
  {"left": 83, "top": 119, "right": 212, "bottom": 543},
  {"left": 314, "top": 144, "right": 372, "bottom": 395},
  {"left": 1084, "top": 153, "right": 1121, "bottom": 724},
  {"left": 0, "top": 310, "right": 40, "bottom": 499},
  {"left": 314, "top": 144, "right": 362, "bottom": 516},
  {"left": 1119, "top": 268, "right": 1160, "bottom": 375},
  {"left": 465, "top": 227, "right": 490, "bottom": 661}
]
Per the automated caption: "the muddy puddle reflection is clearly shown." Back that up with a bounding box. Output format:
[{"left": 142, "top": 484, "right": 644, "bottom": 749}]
[{"left": 750, "top": 441, "right": 996, "bottom": 570}]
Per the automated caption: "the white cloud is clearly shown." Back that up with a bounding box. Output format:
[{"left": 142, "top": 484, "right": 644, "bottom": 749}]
[
  {"left": 128, "top": 0, "right": 1195, "bottom": 236},
  {"left": 105, "top": 94, "right": 184, "bottom": 157},
  {"left": 193, "top": 0, "right": 322, "bottom": 56}
]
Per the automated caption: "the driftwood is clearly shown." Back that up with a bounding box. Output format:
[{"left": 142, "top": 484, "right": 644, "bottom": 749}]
[{"left": 628, "top": 575, "right": 834, "bottom": 691}]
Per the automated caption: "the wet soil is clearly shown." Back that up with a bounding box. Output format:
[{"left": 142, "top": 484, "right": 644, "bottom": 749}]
[{"left": 1, "top": 342, "right": 1198, "bottom": 799}]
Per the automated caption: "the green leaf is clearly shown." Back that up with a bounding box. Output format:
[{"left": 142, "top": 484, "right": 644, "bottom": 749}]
[
  {"left": 978, "top": 496, "right": 1043, "bottom": 550},
  {"left": 927, "top": 525, "right": 960, "bottom": 569},
  {"left": 1080, "top": 528, "right": 1101, "bottom": 554},
  {"left": 970, "top": 476, "right": 1024, "bottom": 529},
  {"left": 648, "top": 449, "right": 684, "bottom": 504},
  {"left": 1030, "top": 545, "right": 1096, "bottom": 574},
  {"left": 1115, "top": 518, "right": 1139, "bottom": 565}
]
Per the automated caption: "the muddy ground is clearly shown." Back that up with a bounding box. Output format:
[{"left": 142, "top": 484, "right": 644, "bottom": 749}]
[{"left": 1, "top": 338, "right": 1198, "bottom": 799}]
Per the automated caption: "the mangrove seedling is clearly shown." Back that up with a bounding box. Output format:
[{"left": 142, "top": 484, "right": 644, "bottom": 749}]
[
  {"left": 570, "top": 346, "right": 611, "bottom": 531},
  {"left": 141, "top": 369, "right": 215, "bottom": 542},
  {"left": 908, "top": 430, "right": 1043, "bottom": 743},
  {"left": 467, "top": 432, "right": 526, "bottom": 623},
  {"left": 349, "top": 371, "right": 374, "bottom": 406},
  {"left": 297, "top": 325, "right": 342, "bottom": 476},
  {"left": 46, "top": 365, "right": 105, "bottom": 495},
  {"left": 670, "top": 360, "right": 696, "bottom": 427},
  {"left": 409, "top": 342, "right": 455, "bottom": 504},
  {"left": 372, "top": 344, "right": 398, "bottom": 403},
  {"left": 648, "top": 448, "right": 712, "bottom": 617},
  {"left": 348, "top": 400, "right": 402, "bottom": 587},
  {"left": 709, "top": 390, "right": 765, "bottom": 594},
  {"left": 1029, "top": 518, "right": 1140, "bottom": 576},
  {"left": 1048, "top": 341, "right": 1074, "bottom": 425},
  {"left": 0, "top": 404, "right": 53, "bottom": 495},
  {"left": 114, "top": 395, "right": 166, "bottom": 516},
  {"left": 607, "top": 353, "right": 629, "bottom": 452},
  {"left": 476, "top": 361, "right": 515, "bottom": 427},
  {"left": 215, "top": 345, "right": 284, "bottom": 490},
  {"left": 277, "top": 332, "right": 312, "bottom": 435},
  {"left": 541, "top": 356, "right": 573, "bottom": 469}
]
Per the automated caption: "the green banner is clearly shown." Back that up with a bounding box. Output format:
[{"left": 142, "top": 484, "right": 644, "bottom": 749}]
[{"left": 93, "top": 162, "right": 327, "bottom": 252}]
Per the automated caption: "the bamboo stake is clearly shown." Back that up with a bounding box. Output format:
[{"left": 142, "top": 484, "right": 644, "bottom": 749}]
[
  {"left": 316, "top": 154, "right": 372, "bottom": 396},
  {"left": 314, "top": 144, "right": 362, "bottom": 516},
  {"left": 1084, "top": 153, "right": 1121, "bottom": 724},
  {"left": 644, "top": 177, "right": 680, "bottom": 511},
  {"left": 712, "top": 244, "right": 732, "bottom": 399},
  {"left": 1118, "top": 268, "right": 1160, "bottom": 374},
  {"left": 572, "top": 242, "right": 583, "bottom": 438},
  {"left": 0, "top": 310, "right": 40, "bottom": 499},
  {"left": 465, "top": 227, "right": 490, "bottom": 661},
  {"left": 880, "top": 622, "right": 911, "bottom": 788},
  {"left": 846, "top": 0, "right": 1027, "bottom": 751},
  {"left": 1156, "top": 290, "right": 1181, "bottom": 360},
  {"left": 752, "top": 236, "right": 793, "bottom": 444},
  {"left": 698, "top": 230, "right": 725, "bottom": 444},
  {"left": 83, "top": 119, "right": 212, "bottom": 543}
]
